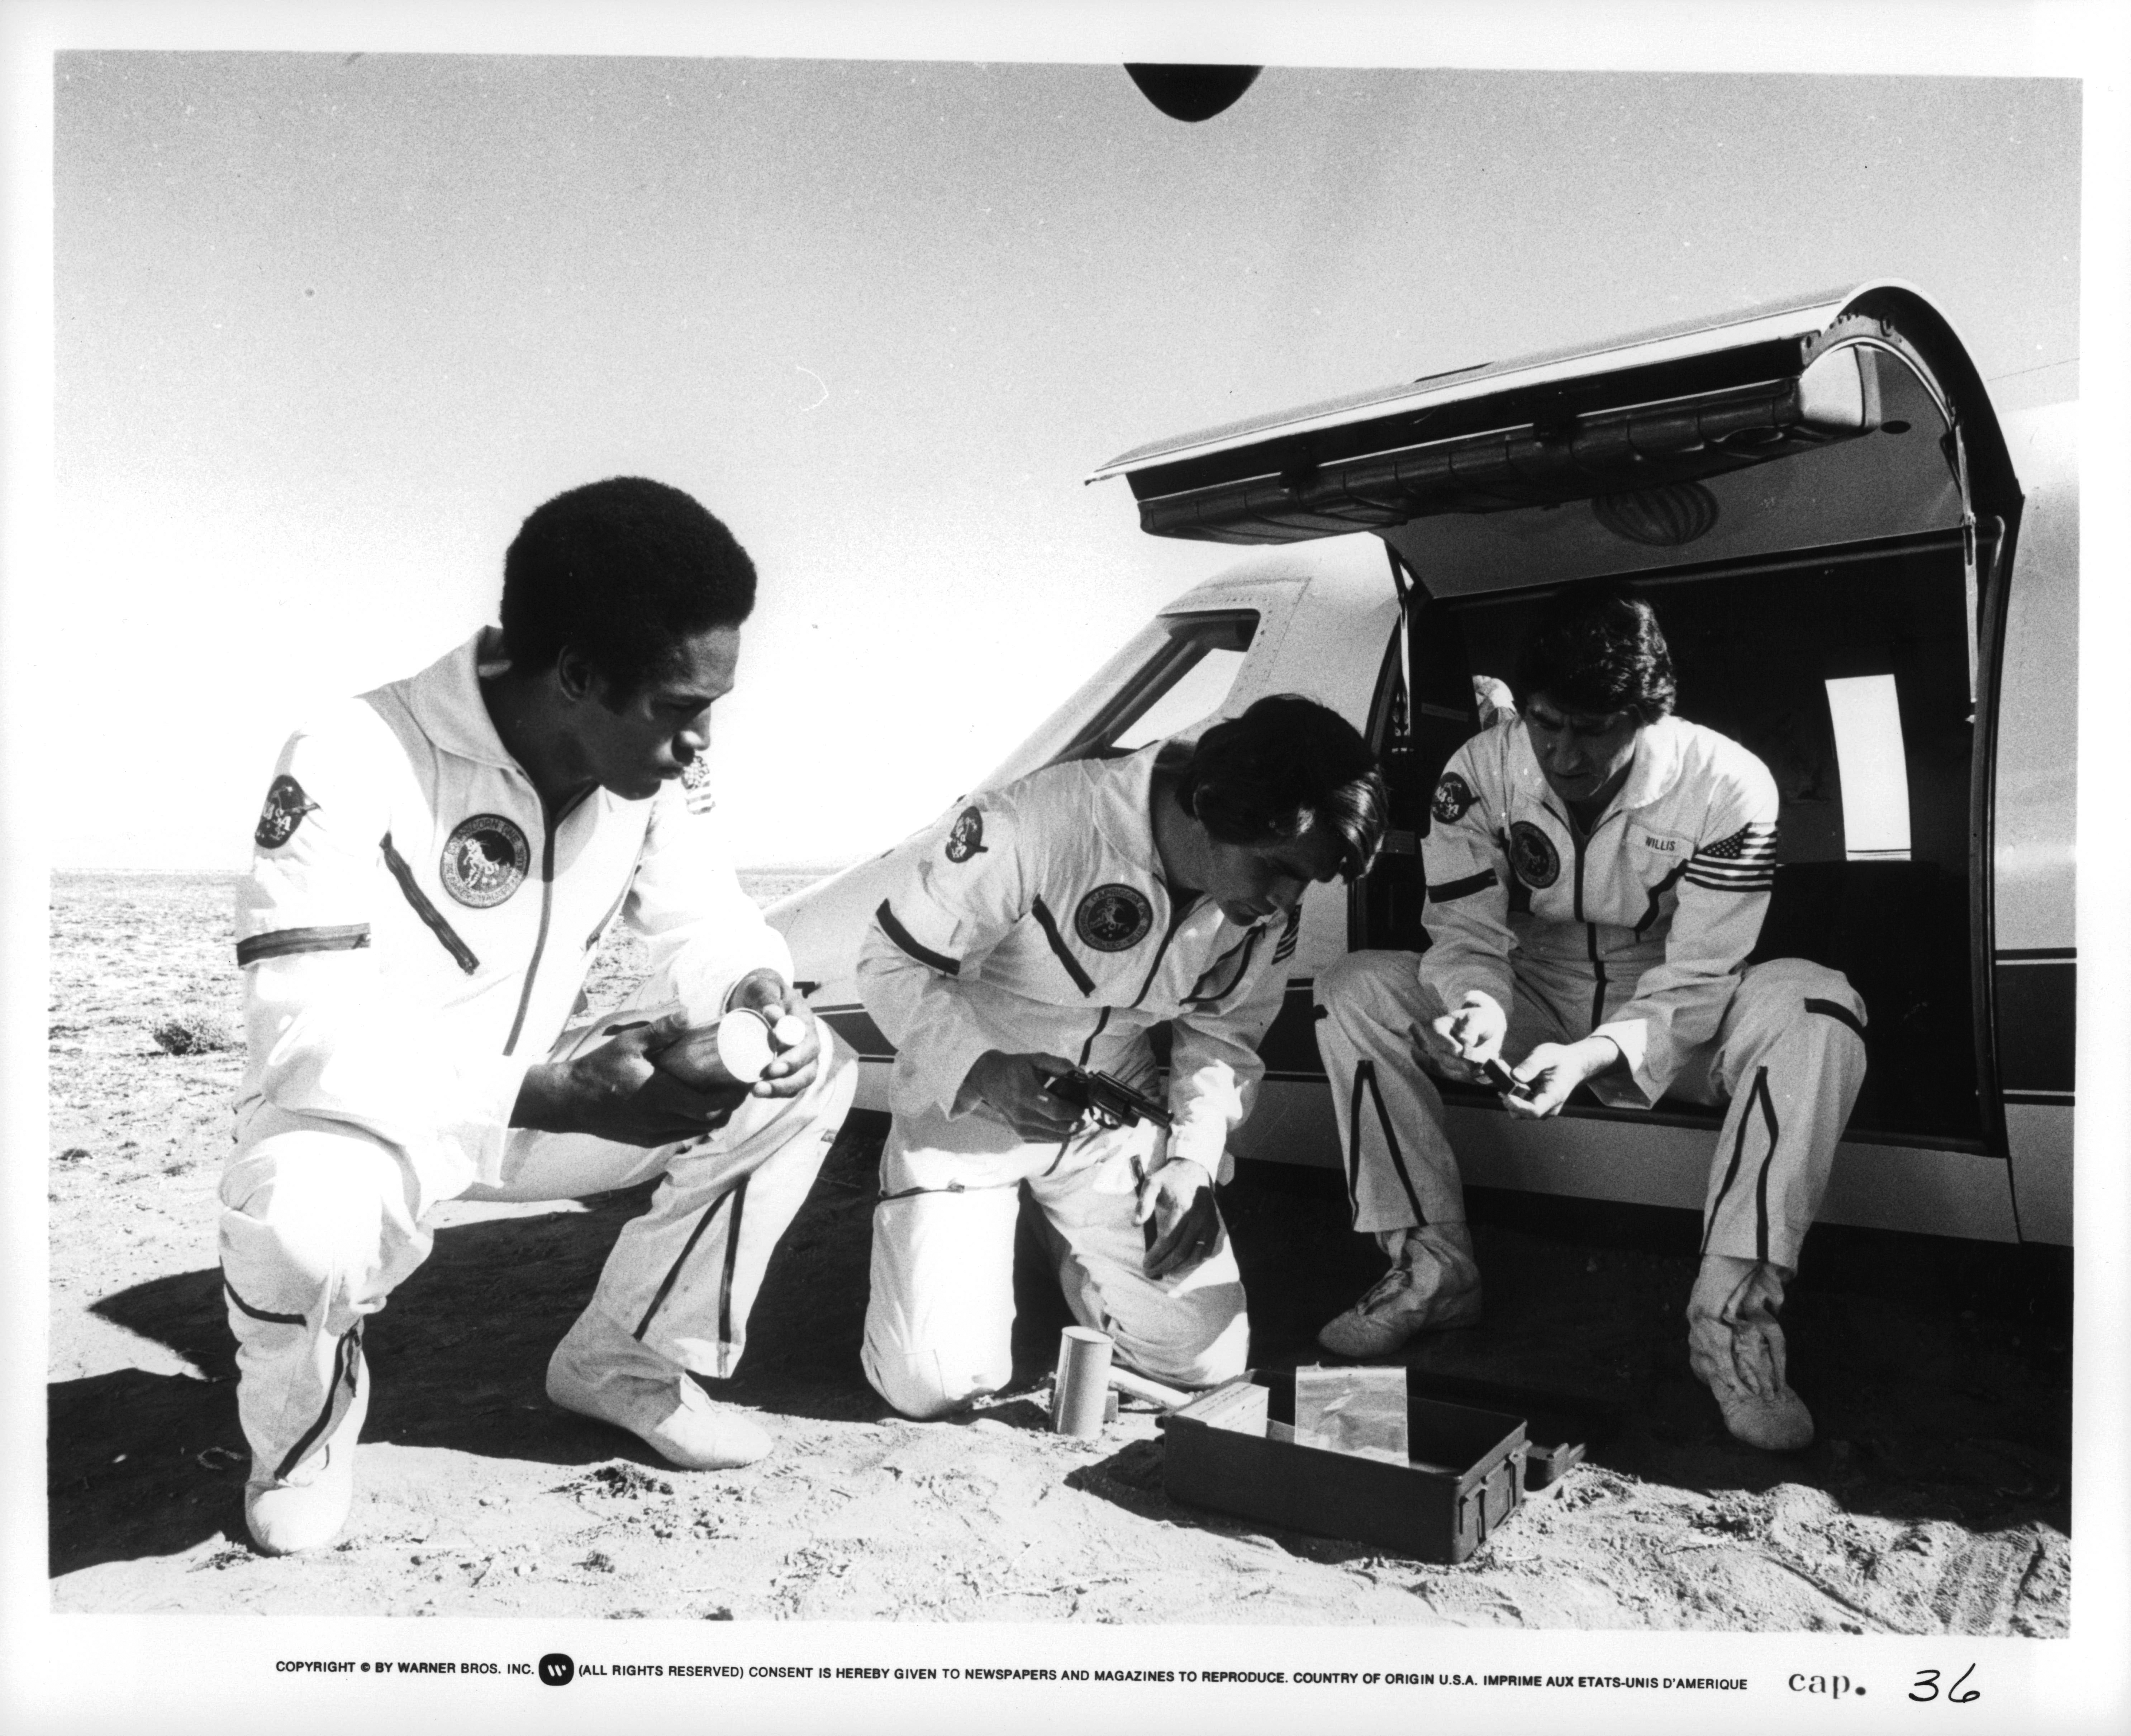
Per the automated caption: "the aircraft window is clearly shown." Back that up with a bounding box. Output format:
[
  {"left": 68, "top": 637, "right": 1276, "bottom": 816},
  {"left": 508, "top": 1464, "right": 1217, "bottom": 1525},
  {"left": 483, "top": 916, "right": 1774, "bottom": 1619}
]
[
  {"left": 1824, "top": 674, "right": 1913, "bottom": 861},
  {"left": 1112, "top": 642, "right": 1251, "bottom": 750},
  {"left": 1057, "top": 610, "right": 1259, "bottom": 760}
]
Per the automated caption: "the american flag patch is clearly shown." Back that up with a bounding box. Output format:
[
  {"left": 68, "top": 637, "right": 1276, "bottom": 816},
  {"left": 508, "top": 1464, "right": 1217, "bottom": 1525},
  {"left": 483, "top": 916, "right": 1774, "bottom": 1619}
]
[
  {"left": 1683, "top": 821, "right": 1777, "bottom": 893},
  {"left": 681, "top": 758, "right": 717, "bottom": 816}
]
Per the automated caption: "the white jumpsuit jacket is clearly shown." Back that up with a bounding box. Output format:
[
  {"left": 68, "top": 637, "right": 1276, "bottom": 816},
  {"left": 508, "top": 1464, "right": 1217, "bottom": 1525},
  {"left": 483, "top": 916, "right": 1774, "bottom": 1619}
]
[
  {"left": 1419, "top": 712, "right": 1780, "bottom": 1107},
  {"left": 233, "top": 628, "right": 793, "bottom": 1204},
  {"left": 856, "top": 744, "right": 1302, "bottom": 1176}
]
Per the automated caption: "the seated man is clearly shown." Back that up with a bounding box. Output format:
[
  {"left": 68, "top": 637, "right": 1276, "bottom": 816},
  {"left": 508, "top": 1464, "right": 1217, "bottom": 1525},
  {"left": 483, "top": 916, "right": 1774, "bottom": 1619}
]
[
  {"left": 856, "top": 696, "right": 1386, "bottom": 1419},
  {"left": 223, "top": 477, "right": 856, "bottom": 1554},
  {"left": 1313, "top": 587, "right": 1866, "bottom": 1451}
]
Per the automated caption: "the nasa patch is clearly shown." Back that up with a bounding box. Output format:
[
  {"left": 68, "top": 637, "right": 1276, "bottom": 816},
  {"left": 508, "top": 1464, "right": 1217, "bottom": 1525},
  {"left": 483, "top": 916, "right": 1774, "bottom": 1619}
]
[
  {"left": 1508, "top": 820, "right": 1560, "bottom": 890},
  {"left": 1431, "top": 772, "right": 1475, "bottom": 825},
  {"left": 440, "top": 814, "right": 531, "bottom": 909},
  {"left": 945, "top": 805, "right": 989, "bottom": 863},
  {"left": 1075, "top": 883, "right": 1154, "bottom": 952},
  {"left": 254, "top": 775, "right": 319, "bottom": 850}
]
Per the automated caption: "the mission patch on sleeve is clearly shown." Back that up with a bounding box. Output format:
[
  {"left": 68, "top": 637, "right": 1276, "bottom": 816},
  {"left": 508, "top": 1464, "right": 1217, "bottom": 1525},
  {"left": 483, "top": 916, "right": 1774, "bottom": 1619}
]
[
  {"left": 1431, "top": 771, "right": 1476, "bottom": 824},
  {"left": 945, "top": 805, "right": 989, "bottom": 862},
  {"left": 254, "top": 775, "right": 320, "bottom": 850}
]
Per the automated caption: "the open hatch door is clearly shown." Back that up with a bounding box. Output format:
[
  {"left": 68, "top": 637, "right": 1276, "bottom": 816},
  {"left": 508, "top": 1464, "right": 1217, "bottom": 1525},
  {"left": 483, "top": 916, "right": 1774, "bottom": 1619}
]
[
  {"left": 1090, "top": 283, "right": 2005, "bottom": 557},
  {"left": 1095, "top": 283, "right": 2032, "bottom": 1171}
]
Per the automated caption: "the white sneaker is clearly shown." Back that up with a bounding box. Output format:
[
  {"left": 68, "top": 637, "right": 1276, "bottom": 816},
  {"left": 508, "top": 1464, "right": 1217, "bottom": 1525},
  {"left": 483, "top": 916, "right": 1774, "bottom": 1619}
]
[
  {"left": 1317, "top": 1224, "right": 1482, "bottom": 1358},
  {"left": 244, "top": 1340, "right": 369, "bottom": 1556},
  {"left": 546, "top": 1311, "right": 773, "bottom": 1471}
]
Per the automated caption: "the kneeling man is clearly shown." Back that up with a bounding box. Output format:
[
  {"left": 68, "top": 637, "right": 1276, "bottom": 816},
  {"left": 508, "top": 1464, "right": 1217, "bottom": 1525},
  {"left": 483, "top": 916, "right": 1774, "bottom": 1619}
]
[
  {"left": 1314, "top": 587, "right": 1866, "bottom": 1451},
  {"left": 857, "top": 696, "right": 1386, "bottom": 1418},
  {"left": 224, "top": 477, "right": 856, "bottom": 1553}
]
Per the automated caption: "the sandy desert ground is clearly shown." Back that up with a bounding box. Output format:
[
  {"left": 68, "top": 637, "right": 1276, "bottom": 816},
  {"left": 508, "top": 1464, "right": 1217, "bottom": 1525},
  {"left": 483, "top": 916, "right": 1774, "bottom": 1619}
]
[{"left": 46, "top": 872, "right": 2070, "bottom": 1630}]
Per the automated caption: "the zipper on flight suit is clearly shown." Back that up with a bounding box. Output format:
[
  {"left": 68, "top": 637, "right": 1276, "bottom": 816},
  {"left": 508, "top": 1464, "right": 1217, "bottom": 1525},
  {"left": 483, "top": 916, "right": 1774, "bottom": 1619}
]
[
  {"left": 1042, "top": 890, "right": 1203, "bottom": 1178},
  {"left": 1051, "top": 891, "right": 1205, "bottom": 1176},
  {"left": 1038, "top": 1005, "right": 1119, "bottom": 1179},
  {"left": 1561, "top": 804, "right": 1629, "bottom": 1035},
  {"left": 502, "top": 798, "right": 583, "bottom": 1058},
  {"left": 1129, "top": 894, "right": 1201, "bottom": 1008}
]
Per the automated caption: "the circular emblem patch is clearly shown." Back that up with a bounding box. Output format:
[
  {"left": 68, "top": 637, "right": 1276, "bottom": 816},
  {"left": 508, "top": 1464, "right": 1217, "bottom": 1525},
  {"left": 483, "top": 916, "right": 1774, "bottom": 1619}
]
[
  {"left": 254, "top": 774, "right": 319, "bottom": 850},
  {"left": 1508, "top": 820, "right": 1560, "bottom": 890},
  {"left": 1074, "top": 883, "right": 1154, "bottom": 952},
  {"left": 945, "top": 805, "right": 988, "bottom": 863},
  {"left": 1431, "top": 772, "right": 1475, "bottom": 826},
  {"left": 440, "top": 814, "right": 531, "bottom": 908}
]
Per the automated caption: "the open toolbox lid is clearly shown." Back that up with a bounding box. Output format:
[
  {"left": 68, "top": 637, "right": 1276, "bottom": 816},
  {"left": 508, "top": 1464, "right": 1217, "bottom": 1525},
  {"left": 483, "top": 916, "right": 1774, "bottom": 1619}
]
[
  {"left": 1088, "top": 281, "right": 2009, "bottom": 552},
  {"left": 1399, "top": 1371, "right": 1626, "bottom": 1490}
]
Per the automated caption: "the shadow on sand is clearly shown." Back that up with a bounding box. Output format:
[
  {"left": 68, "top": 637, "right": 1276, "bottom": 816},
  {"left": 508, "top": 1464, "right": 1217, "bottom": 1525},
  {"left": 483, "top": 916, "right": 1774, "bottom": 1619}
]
[
  {"left": 51, "top": 1115, "right": 1078, "bottom": 1575},
  {"left": 53, "top": 1119, "right": 2069, "bottom": 1578}
]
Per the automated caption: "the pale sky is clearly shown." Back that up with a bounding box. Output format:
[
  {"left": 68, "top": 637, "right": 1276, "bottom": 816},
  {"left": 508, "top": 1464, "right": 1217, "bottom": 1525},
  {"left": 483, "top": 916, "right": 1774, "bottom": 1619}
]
[{"left": 49, "top": 55, "right": 2079, "bottom": 868}]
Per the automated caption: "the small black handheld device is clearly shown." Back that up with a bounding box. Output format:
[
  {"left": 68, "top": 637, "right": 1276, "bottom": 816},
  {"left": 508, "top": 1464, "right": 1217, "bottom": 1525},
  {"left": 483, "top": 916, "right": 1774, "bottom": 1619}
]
[{"left": 1482, "top": 1058, "right": 1537, "bottom": 1100}]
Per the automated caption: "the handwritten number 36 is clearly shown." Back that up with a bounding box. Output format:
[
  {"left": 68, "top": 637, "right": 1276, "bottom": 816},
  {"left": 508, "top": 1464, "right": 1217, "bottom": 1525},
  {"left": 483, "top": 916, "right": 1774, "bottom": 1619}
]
[{"left": 1911, "top": 1665, "right": 1980, "bottom": 1703}]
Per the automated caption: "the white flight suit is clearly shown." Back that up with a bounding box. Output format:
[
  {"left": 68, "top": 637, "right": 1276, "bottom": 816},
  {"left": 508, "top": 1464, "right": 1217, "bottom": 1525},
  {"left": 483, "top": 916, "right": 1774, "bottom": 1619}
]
[
  {"left": 1315, "top": 713, "right": 1866, "bottom": 1271},
  {"left": 856, "top": 746, "right": 1297, "bottom": 1417},
  {"left": 223, "top": 629, "right": 855, "bottom": 1487}
]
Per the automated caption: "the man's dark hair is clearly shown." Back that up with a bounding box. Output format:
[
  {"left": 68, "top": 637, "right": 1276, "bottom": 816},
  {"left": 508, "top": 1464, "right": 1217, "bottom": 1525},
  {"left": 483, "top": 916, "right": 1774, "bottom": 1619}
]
[
  {"left": 1514, "top": 584, "right": 1676, "bottom": 724},
  {"left": 500, "top": 477, "right": 757, "bottom": 695},
  {"left": 1178, "top": 695, "right": 1387, "bottom": 881}
]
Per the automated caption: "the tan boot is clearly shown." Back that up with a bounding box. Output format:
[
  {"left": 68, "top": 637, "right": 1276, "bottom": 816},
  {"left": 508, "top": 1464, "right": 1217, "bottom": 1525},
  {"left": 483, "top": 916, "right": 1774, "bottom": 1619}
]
[
  {"left": 1317, "top": 1223, "right": 1482, "bottom": 1358},
  {"left": 1687, "top": 1254, "right": 1813, "bottom": 1451}
]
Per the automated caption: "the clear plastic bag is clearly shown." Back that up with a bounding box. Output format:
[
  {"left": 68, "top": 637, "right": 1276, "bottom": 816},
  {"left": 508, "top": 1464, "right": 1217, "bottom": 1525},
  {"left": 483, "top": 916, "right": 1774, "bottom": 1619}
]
[{"left": 1293, "top": 1364, "right": 1410, "bottom": 1465}]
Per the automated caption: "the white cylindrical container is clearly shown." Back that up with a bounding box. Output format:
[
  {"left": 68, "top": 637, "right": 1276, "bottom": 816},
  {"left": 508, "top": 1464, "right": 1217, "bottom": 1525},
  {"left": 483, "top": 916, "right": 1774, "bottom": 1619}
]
[
  {"left": 651, "top": 1006, "right": 778, "bottom": 1090},
  {"left": 1050, "top": 1327, "right": 1115, "bottom": 1438},
  {"left": 712, "top": 1007, "right": 777, "bottom": 1084}
]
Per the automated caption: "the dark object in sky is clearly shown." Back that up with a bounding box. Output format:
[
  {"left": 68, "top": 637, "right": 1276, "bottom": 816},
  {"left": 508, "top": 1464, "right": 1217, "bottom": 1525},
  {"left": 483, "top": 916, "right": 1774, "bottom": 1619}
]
[{"left": 1124, "top": 65, "right": 1262, "bottom": 123}]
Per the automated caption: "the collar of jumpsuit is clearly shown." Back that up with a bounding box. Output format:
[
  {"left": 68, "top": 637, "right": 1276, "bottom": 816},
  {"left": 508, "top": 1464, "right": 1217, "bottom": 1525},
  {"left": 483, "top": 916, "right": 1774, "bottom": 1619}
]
[
  {"left": 1511, "top": 709, "right": 1692, "bottom": 829},
  {"left": 401, "top": 626, "right": 529, "bottom": 774}
]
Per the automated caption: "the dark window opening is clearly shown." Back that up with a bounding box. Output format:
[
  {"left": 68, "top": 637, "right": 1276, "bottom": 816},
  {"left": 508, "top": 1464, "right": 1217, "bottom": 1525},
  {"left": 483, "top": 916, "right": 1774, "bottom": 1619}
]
[{"left": 1361, "top": 539, "right": 1979, "bottom": 1145}]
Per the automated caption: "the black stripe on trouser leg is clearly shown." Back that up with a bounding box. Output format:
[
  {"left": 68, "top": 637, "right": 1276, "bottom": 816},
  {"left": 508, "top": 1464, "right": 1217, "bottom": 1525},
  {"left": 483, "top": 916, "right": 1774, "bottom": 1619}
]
[
  {"left": 1358, "top": 1058, "right": 1429, "bottom": 1228},
  {"left": 1696, "top": 1065, "right": 1782, "bottom": 1252},
  {"left": 1747, "top": 1069, "right": 1781, "bottom": 1265},
  {"left": 273, "top": 1319, "right": 362, "bottom": 1481},
  {"left": 633, "top": 1187, "right": 736, "bottom": 1341},
  {"left": 1700, "top": 1063, "right": 1765, "bottom": 1258},
  {"left": 223, "top": 1275, "right": 306, "bottom": 1327},
  {"left": 1343, "top": 1061, "right": 1367, "bottom": 1222},
  {"left": 717, "top": 1176, "right": 750, "bottom": 1350},
  {"left": 1804, "top": 995, "right": 1868, "bottom": 1043}
]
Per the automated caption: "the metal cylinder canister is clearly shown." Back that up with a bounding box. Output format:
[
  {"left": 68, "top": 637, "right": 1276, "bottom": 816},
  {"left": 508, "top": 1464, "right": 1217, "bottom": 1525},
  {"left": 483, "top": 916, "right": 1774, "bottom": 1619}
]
[{"left": 1051, "top": 1327, "right": 1115, "bottom": 1437}]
